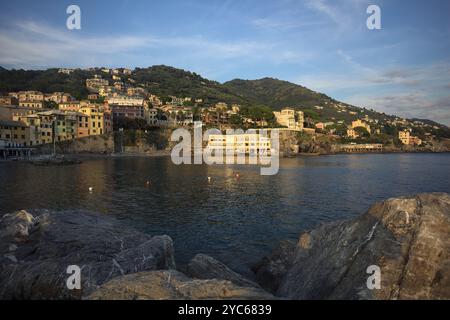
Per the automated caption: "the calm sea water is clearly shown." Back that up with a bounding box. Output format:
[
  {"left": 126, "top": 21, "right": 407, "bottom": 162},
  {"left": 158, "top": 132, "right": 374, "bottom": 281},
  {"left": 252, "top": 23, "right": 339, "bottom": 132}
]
[{"left": 1, "top": 153, "right": 449, "bottom": 275}]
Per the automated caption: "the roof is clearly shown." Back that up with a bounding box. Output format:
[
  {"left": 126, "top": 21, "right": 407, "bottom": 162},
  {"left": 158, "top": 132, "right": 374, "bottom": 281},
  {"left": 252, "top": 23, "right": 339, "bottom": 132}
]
[
  {"left": 37, "top": 110, "right": 66, "bottom": 116},
  {"left": 0, "top": 120, "right": 28, "bottom": 127}
]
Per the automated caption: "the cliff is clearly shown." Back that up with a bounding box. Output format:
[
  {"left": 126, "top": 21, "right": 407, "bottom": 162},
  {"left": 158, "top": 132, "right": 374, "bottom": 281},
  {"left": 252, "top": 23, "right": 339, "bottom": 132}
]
[{"left": 36, "top": 133, "right": 115, "bottom": 155}]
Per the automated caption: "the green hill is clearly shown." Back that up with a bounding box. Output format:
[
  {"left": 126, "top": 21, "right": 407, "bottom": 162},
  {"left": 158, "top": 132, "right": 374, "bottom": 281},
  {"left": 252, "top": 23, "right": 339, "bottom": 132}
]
[
  {"left": 132, "top": 65, "right": 245, "bottom": 105},
  {"left": 223, "top": 77, "right": 335, "bottom": 109},
  {"left": 0, "top": 65, "right": 448, "bottom": 130},
  {"left": 0, "top": 68, "right": 91, "bottom": 100}
]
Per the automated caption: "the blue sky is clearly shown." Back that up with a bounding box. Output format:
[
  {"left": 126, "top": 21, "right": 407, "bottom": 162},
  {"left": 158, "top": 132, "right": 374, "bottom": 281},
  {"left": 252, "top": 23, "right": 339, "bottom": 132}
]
[{"left": 0, "top": 0, "right": 449, "bottom": 125}]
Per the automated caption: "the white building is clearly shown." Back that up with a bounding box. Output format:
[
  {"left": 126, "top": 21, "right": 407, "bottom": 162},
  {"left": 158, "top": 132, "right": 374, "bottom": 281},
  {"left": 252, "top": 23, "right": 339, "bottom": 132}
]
[
  {"left": 107, "top": 96, "right": 144, "bottom": 106},
  {"left": 207, "top": 132, "right": 272, "bottom": 156},
  {"left": 273, "top": 108, "right": 304, "bottom": 131}
]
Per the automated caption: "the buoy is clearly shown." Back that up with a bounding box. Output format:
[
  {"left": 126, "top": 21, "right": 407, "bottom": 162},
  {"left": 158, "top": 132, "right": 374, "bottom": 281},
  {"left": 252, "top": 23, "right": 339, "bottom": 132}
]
[{"left": 88, "top": 187, "right": 93, "bottom": 192}]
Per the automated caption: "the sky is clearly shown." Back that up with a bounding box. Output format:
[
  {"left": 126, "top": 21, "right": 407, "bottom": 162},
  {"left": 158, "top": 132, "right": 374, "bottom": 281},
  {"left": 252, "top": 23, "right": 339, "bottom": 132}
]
[{"left": 0, "top": 0, "right": 449, "bottom": 125}]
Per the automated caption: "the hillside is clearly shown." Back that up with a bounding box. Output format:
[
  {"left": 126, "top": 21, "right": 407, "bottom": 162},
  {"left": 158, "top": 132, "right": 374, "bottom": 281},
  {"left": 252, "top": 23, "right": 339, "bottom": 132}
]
[
  {"left": 0, "top": 65, "right": 448, "bottom": 131},
  {"left": 132, "top": 65, "right": 245, "bottom": 105},
  {"left": 223, "top": 78, "right": 335, "bottom": 109},
  {"left": 0, "top": 68, "right": 91, "bottom": 100}
]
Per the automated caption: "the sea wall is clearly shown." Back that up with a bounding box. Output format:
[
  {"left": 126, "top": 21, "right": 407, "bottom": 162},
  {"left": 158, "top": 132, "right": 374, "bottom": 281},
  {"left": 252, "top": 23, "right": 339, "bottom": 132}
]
[{"left": 36, "top": 133, "right": 114, "bottom": 155}]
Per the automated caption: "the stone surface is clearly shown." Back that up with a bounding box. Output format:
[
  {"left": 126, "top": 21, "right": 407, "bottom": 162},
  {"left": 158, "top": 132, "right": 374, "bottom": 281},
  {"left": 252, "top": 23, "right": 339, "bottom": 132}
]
[
  {"left": 2, "top": 192, "right": 449, "bottom": 300},
  {"left": 87, "top": 270, "right": 274, "bottom": 300},
  {"left": 0, "top": 210, "right": 175, "bottom": 299},
  {"left": 277, "top": 193, "right": 450, "bottom": 300},
  {"left": 252, "top": 240, "right": 296, "bottom": 294},
  {"left": 187, "top": 254, "right": 260, "bottom": 288}
]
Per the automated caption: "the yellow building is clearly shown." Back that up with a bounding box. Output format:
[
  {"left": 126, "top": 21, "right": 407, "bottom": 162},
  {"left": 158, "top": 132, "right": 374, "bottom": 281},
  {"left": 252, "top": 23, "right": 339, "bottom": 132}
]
[
  {"left": 399, "top": 130, "right": 410, "bottom": 145},
  {"left": 273, "top": 108, "right": 304, "bottom": 131},
  {"left": 399, "top": 130, "right": 422, "bottom": 145},
  {"left": 19, "top": 101, "right": 43, "bottom": 109},
  {"left": 36, "top": 110, "right": 77, "bottom": 142},
  {"left": 0, "top": 120, "right": 32, "bottom": 147},
  {"left": 74, "top": 112, "right": 89, "bottom": 138},
  {"left": 79, "top": 106, "right": 104, "bottom": 135},
  {"left": 347, "top": 128, "right": 358, "bottom": 139},
  {"left": 13, "top": 114, "right": 42, "bottom": 146},
  {"left": 58, "top": 101, "right": 81, "bottom": 112},
  {"left": 36, "top": 112, "right": 54, "bottom": 144},
  {"left": 351, "top": 119, "right": 371, "bottom": 134}
]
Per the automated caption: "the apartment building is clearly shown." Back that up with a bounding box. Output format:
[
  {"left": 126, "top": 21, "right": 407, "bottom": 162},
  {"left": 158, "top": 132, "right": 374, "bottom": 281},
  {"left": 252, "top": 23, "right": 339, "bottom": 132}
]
[
  {"left": 36, "top": 112, "right": 53, "bottom": 144},
  {"left": 399, "top": 130, "right": 422, "bottom": 146},
  {"left": 44, "top": 92, "right": 73, "bottom": 104},
  {"left": 107, "top": 96, "right": 144, "bottom": 106},
  {"left": 79, "top": 106, "right": 104, "bottom": 135},
  {"left": 86, "top": 76, "right": 109, "bottom": 92},
  {"left": 273, "top": 108, "right": 304, "bottom": 131},
  {"left": 0, "top": 120, "right": 31, "bottom": 146},
  {"left": 145, "top": 107, "right": 158, "bottom": 125},
  {"left": 0, "top": 106, "right": 39, "bottom": 120},
  {"left": 19, "top": 101, "right": 43, "bottom": 109},
  {"left": 10, "top": 91, "right": 44, "bottom": 102},
  {"left": 75, "top": 112, "right": 89, "bottom": 138},
  {"left": 0, "top": 96, "right": 18, "bottom": 105},
  {"left": 207, "top": 132, "right": 272, "bottom": 156}
]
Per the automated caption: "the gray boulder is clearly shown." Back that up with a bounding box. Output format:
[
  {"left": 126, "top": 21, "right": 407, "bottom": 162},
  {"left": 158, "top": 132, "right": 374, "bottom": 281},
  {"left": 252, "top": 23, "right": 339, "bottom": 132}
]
[
  {"left": 0, "top": 210, "right": 175, "bottom": 299},
  {"left": 252, "top": 240, "right": 296, "bottom": 294},
  {"left": 187, "top": 254, "right": 260, "bottom": 288},
  {"left": 277, "top": 193, "right": 450, "bottom": 300}
]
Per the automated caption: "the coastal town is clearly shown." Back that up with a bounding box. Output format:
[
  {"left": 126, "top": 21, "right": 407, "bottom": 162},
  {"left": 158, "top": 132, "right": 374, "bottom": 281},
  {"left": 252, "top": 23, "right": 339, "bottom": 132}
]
[{"left": 0, "top": 66, "right": 448, "bottom": 159}]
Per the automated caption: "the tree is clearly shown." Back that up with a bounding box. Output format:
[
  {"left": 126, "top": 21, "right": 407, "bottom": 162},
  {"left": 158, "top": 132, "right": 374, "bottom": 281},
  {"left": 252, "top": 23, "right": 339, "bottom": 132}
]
[
  {"left": 354, "top": 126, "right": 370, "bottom": 138},
  {"left": 230, "top": 114, "right": 243, "bottom": 126},
  {"left": 44, "top": 101, "right": 58, "bottom": 109},
  {"left": 192, "top": 106, "right": 202, "bottom": 121}
]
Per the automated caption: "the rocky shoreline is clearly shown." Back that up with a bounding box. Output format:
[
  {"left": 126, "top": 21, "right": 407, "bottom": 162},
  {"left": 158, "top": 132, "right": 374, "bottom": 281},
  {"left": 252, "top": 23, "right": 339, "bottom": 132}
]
[{"left": 1, "top": 193, "right": 449, "bottom": 300}]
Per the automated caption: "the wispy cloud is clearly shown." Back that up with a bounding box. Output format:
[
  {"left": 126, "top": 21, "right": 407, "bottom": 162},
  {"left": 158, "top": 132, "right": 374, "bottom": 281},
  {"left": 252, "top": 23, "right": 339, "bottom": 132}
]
[
  {"left": 346, "top": 93, "right": 450, "bottom": 125},
  {"left": 251, "top": 17, "right": 325, "bottom": 31},
  {"left": 0, "top": 19, "right": 316, "bottom": 71}
]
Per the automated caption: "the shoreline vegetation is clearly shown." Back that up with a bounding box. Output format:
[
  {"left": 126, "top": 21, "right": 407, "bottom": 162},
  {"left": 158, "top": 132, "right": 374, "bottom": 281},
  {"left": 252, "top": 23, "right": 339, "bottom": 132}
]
[{"left": 1, "top": 193, "right": 449, "bottom": 300}]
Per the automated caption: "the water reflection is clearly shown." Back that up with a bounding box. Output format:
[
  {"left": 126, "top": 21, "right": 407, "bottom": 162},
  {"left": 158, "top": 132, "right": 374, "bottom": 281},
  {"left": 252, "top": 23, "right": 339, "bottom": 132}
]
[{"left": 0, "top": 153, "right": 449, "bottom": 275}]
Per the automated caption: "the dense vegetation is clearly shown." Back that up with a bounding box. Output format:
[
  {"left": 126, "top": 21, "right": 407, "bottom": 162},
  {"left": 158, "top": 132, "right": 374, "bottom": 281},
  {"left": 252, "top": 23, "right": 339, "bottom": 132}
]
[
  {"left": 223, "top": 78, "right": 335, "bottom": 110},
  {"left": 0, "top": 68, "right": 90, "bottom": 100},
  {"left": 0, "top": 65, "right": 448, "bottom": 133}
]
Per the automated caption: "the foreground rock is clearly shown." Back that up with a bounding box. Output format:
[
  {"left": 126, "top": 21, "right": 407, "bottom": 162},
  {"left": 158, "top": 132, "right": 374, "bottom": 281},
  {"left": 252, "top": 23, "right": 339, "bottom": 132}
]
[
  {"left": 187, "top": 254, "right": 261, "bottom": 288},
  {"left": 87, "top": 270, "right": 273, "bottom": 300},
  {"left": 0, "top": 210, "right": 175, "bottom": 299},
  {"left": 251, "top": 240, "right": 296, "bottom": 294},
  {"left": 277, "top": 193, "right": 450, "bottom": 299}
]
